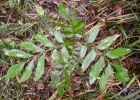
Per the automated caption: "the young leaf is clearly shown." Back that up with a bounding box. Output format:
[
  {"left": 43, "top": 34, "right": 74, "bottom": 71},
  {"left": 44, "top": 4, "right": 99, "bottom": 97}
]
[
  {"left": 61, "top": 46, "right": 69, "bottom": 62},
  {"left": 52, "top": 49, "right": 59, "bottom": 61},
  {"left": 20, "top": 59, "right": 34, "bottom": 82},
  {"left": 99, "top": 64, "right": 112, "bottom": 92},
  {"left": 82, "top": 49, "right": 96, "bottom": 72},
  {"left": 20, "top": 42, "right": 43, "bottom": 52},
  {"left": 89, "top": 56, "right": 105, "bottom": 85},
  {"left": 88, "top": 27, "right": 100, "bottom": 43},
  {"left": 34, "top": 34, "right": 54, "bottom": 47},
  {"left": 58, "top": 86, "right": 64, "bottom": 96},
  {"left": 105, "top": 48, "right": 132, "bottom": 59},
  {"left": 71, "top": 10, "right": 78, "bottom": 22},
  {"left": 54, "top": 31, "right": 64, "bottom": 43},
  {"left": 96, "top": 34, "right": 120, "bottom": 50},
  {"left": 111, "top": 63, "right": 130, "bottom": 82},
  {"left": 35, "top": 53, "right": 45, "bottom": 81},
  {"left": 80, "top": 45, "right": 87, "bottom": 58},
  {"left": 5, "top": 49, "right": 32, "bottom": 58},
  {"left": 72, "top": 20, "right": 85, "bottom": 33},
  {"left": 58, "top": 4, "right": 69, "bottom": 21},
  {"left": 6, "top": 62, "right": 25, "bottom": 79}
]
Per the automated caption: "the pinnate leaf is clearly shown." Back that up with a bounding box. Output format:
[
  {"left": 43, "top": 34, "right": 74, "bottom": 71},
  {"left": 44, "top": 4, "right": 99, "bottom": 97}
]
[
  {"left": 82, "top": 49, "right": 96, "bottom": 72},
  {"left": 89, "top": 56, "right": 105, "bottom": 85},
  {"left": 20, "top": 59, "right": 34, "bottom": 82},
  {"left": 5, "top": 49, "right": 32, "bottom": 58},
  {"left": 35, "top": 53, "right": 45, "bottom": 81},
  {"left": 105, "top": 48, "right": 131, "bottom": 59},
  {"left": 88, "top": 27, "right": 100, "bottom": 43},
  {"left": 6, "top": 62, "right": 25, "bottom": 79},
  {"left": 96, "top": 34, "right": 120, "bottom": 50}
]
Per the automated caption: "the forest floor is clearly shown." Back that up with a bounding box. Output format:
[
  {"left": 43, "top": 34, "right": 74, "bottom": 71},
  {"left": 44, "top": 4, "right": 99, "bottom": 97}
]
[{"left": 0, "top": 0, "right": 140, "bottom": 100}]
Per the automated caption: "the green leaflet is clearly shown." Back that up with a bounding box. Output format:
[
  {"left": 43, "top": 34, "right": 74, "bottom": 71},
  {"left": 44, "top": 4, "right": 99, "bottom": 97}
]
[
  {"left": 4, "top": 38, "right": 15, "bottom": 48},
  {"left": 6, "top": 62, "right": 26, "bottom": 79},
  {"left": 89, "top": 56, "right": 105, "bottom": 85},
  {"left": 115, "top": 71, "right": 130, "bottom": 82},
  {"left": 20, "top": 41, "right": 43, "bottom": 52},
  {"left": 58, "top": 86, "right": 64, "bottom": 96},
  {"left": 64, "top": 62, "right": 73, "bottom": 75},
  {"left": 82, "top": 49, "right": 96, "bottom": 72},
  {"left": 88, "top": 27, "right": 100, "bottom": 43},
  {"left": 35, "top": 53, "right": 45, "bottom": 81},
  {"left": 99, "top": 64, "right": 112, "bottom": 92},
  {"left": 52, "top": 49, "right": 59, "bottom": 61},
  {"left": 96, "top": 34, "right": 120, "bottom": 50},
  {"left": 111, "top": 63, "right": 130, "bottom": 82},
  {"left": 63, "top": 75, "right": 71, "bottom": 83},
  {"left": 54, "top": 31, "right": 64, "bottom": 43},
  {"left": 5, "top": 49, "right": 32, "bottom": 58},
  {"left": 105, "top": 48, "right": 132, "bottom": 59},
  {"left": 34, "top": 34, "right": 54, "bottom": 47},
  {"left": 62, "top": 83, "right": 69, "bottom": 91},
  {"left": 58, "top": 4, "right": 69, "bottom": 21},
  {"left": 75, "top": 42, "right": 82, "bottom": 50},
  {"left": 71, "top": 10, "right": 78, "bottom": 22},
  {"left": 72, "top": 20, "right": 85, "bottom": 33},
  {"left": 50, "top": 77, "right": 61, "bottom": 89},
  {"left": 61, "top": 46, "right": 69, "bottom": 62},
  {"left": 20, "top": 59, "right": 34, "bottom": 82},
  {"left": 80, "top": 45, "right": 87, "bottom": 58}
]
